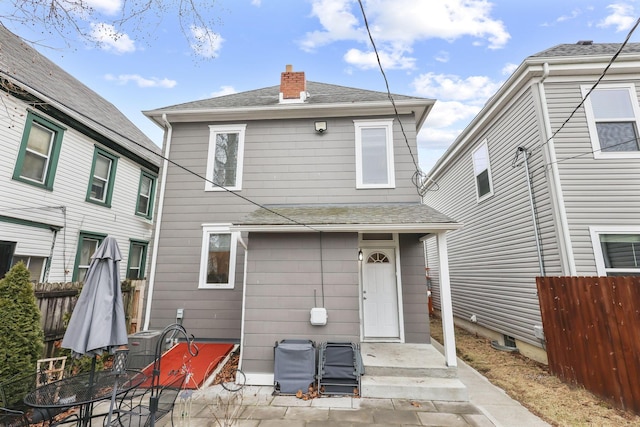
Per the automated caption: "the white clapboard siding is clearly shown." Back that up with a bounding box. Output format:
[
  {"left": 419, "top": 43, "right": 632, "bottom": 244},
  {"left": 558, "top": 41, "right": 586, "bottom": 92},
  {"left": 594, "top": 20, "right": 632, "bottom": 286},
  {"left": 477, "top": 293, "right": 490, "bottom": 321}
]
[{"left": 1, "top": 94, "right": 156, "bottom": 282}]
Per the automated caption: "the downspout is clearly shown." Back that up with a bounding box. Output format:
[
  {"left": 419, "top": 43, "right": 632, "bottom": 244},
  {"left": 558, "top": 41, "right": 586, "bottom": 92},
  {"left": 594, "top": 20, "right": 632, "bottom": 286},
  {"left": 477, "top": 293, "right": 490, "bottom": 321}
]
[
  {"left": 517, "top": 147, "right": 545, "bottom": 276},
  {"left": 238, "top": 235, "right": 248, "bottom": 372},
  {"left": 143, "top": 114, "right": 172, "bottom": 330},
  {"left": 536, "top": 63, "right": 577, "bottom": 275}
]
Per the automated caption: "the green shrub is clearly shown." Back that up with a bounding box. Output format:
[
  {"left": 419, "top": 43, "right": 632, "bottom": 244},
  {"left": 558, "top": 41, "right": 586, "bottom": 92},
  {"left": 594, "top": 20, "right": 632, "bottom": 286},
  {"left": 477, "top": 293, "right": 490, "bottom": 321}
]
[{"left": 0, "top": 262, "right": 44, "bottom": 380}]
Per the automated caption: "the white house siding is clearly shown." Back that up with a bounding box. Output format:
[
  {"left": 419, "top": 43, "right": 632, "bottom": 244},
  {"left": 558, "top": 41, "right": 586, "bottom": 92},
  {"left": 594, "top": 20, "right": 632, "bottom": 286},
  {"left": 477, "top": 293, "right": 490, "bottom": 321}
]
[
  {"left": 399, "top": 234, "right": 431, "bottom": 343},
  {"left": 423, "top": 87, "right": 562, "bottom": 346},
  {"left": 150, "top": 114, "right": 425, "bottom": 339},
  {"left": 242, "top": 232, "right": 360, "bottom": 374},
  {"left": 1, "top": 95, "right": 156, "bottom": 282},
  {"left": 543, "top": 77, "right": 640, "bottom": 275}
]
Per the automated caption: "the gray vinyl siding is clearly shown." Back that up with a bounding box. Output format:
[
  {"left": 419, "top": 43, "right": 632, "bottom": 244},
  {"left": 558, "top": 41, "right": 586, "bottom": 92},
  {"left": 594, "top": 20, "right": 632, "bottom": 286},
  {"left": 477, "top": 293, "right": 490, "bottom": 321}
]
[
  {"left": 399, "top": 234, "right": 430, "bottom": 343},
  {"left": 543, "top": 78, "right": 640, "bottom": 275},
  {"left": 423, "top": 87, "right": 561, "bottom": 346},
  {"left": 0, "top": 95, "right": 156, "bottom": 282},
  {"left": 242, "top": 232, "right": 359, "bottom": 374},
  {"left": 151, "top": 114, "right": 423, "bottom": 339}
]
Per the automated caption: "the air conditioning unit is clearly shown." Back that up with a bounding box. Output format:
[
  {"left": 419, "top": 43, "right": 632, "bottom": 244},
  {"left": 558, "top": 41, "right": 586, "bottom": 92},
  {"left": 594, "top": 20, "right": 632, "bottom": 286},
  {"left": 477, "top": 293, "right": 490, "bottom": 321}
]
[{"left": 127, "top": 330, "right": 162, "bottom": 369}]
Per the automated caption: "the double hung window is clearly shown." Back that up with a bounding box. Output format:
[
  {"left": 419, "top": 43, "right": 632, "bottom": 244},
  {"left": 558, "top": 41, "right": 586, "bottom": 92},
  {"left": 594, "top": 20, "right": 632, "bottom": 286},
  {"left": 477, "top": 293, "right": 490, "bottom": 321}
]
[
  {"left": 354, "top": 119, "right": 395, "bottom": 188},
  {"left": 136, "top": 172, "right": 156, "bottom": 219},
  {"left": 13, "top": 112, "right": 64, "bottom": 189},
  {"left": 199, "top": 225, "right": 238, "bottom": 289},
  {"left": 205, "top": 125, "right": 246, "bottom": 191},
  {"left": 73, "top": 232, "right": 106, "bottom": 282},
  {"left": 590, "top": 227, "right": 640, "bottom": 276},
  {"left": 582, "top": 84, "right": 640, "bottom": 157},
  {"left": 472, "top": 140, "right": 493, "bottom": 201},
  {"left": 127, "top": 240, "right": 148, "bottom": 280},
  {"left": 87, "top": 148, "right": 118, "bottom": 206}
]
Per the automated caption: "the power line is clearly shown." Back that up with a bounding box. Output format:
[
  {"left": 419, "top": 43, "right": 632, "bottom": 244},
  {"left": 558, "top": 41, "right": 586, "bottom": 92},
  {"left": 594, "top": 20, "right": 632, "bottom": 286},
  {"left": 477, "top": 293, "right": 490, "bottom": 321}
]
[
  {"left": 541, "top": 16, "right": 640, "bottom": 149},
  {"left": 356, "top": 0, "right": 427, "bottom": 196},
  {"left": 0, "top": 70, "right": 320, "bottom": 233}
]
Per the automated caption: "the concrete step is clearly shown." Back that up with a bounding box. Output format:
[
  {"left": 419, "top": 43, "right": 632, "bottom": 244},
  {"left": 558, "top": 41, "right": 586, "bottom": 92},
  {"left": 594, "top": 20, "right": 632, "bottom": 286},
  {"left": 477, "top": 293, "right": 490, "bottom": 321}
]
[
  {"left": 360, "top": 342, "right": 458, "bottom": 378},
  {"left": 361, "top": 375, "right": 469, "bottom": 401}
]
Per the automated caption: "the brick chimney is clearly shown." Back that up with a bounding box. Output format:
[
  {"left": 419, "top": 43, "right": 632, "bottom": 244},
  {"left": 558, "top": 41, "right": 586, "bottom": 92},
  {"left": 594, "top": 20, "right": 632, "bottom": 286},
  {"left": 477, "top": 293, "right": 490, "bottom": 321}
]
[{"left": 279, "top": 64, "right": 307, "bottom": 103}]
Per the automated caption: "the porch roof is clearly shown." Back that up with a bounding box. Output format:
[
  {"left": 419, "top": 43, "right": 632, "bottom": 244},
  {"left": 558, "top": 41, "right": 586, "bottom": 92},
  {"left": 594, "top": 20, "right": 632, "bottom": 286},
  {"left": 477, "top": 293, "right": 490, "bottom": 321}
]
[{"left": 231, "top": 203, "right": 461, "bottom": 233}]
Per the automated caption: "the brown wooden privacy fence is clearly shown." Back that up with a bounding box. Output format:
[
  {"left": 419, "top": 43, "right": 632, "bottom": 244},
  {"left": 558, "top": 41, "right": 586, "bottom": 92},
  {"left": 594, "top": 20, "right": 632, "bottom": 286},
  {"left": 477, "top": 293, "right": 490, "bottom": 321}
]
[
  {"left": 536, "top": 276, "right": 640, "bottom": 414},
  {"left": 34, "top": 279, "right": 144, "bottom": 357}
]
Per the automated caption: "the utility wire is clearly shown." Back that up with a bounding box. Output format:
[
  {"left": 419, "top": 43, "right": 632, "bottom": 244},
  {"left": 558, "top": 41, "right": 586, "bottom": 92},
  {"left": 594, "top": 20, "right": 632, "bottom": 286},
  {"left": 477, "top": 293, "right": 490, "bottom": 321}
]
[
  {"left": 0, "top": 70, "right": 321, "bottom": 233},
  {"left": 541, "top": 16, "right": 640, "bottom": 149},
  {"left": 357, "top": 0, "right": 427, "bottom": 196}
]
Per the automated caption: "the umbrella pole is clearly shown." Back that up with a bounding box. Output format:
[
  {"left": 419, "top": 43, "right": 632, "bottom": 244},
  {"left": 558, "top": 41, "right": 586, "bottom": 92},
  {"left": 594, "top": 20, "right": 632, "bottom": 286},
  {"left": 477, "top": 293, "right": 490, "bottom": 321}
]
[{"left": 80, "top": 355, "right": 98, "bottom": 427}]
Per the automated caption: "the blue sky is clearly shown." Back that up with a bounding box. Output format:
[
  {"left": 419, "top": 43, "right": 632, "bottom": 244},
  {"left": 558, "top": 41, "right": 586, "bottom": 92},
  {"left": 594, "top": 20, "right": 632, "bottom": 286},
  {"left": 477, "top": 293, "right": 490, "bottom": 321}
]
[{"left": 2, "top": 0, "right": 640, "bottom": 172}]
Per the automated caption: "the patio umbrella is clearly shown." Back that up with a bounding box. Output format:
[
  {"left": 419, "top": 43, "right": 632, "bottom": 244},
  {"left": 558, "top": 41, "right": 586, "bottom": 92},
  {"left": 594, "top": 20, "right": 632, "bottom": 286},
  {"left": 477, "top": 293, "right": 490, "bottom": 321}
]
[
  {"left": 61, "top": 236, "right": 128, "bottom": 427},
  {"left": 62, "top": 235, "right": 128, "bottom": 359}
]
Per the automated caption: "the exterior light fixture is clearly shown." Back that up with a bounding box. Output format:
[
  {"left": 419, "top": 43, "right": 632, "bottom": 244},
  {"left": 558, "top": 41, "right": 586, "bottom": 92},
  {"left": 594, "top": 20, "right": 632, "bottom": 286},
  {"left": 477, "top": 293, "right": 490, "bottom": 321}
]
[
  {"left": 358, "top": 250, "right": 363, "bottom": 261},
  {"left": 315, "top": 121, "right": 327, "bottom": 134}
]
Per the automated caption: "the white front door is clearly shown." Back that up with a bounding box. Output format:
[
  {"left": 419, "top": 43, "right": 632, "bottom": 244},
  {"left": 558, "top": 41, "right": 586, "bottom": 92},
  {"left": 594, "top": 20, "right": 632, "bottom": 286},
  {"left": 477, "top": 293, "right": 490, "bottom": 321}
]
[{"left": 362, "top": 248, "right": 400, "bottom": 340}]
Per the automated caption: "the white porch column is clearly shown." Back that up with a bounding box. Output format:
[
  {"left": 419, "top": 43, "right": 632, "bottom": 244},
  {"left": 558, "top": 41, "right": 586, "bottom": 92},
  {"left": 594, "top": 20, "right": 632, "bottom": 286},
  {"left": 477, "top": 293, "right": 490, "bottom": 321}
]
[{"left": 436, "top": 231, "right": 457, "bottom": 367}]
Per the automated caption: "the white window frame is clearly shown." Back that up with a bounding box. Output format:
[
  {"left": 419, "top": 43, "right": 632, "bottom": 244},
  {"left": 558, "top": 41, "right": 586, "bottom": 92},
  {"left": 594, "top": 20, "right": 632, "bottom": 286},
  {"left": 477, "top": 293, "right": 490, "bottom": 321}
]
[
  {"left": 582, "top": 83, "right": 640, "bottom": 159},
  {"left": 472, "top": 140, "right": 493, "bottom": 202},
  {"left": 205, "top": 124, "right": 246, "bottom": 191},
  {"left": 589, "top": 226, "right": 640, "bottom": 276},
  {"left": 199, "top": 224, "right": 238, "bottom": 289},
  {"left": 354, "top": 119, "right": 395, "bottom": 189}
]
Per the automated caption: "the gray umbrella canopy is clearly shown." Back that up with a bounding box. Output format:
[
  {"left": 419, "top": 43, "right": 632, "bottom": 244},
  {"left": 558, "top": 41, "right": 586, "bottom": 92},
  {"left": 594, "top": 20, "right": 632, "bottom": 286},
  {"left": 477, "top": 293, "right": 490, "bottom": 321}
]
[{"left": 62, "top": 236, "right": 128, "bottom": 358}]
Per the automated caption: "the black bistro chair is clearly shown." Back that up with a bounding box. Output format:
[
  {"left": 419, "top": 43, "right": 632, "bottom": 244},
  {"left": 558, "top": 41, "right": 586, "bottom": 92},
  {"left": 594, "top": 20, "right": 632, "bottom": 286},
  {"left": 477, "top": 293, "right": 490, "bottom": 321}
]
[
  {"left": 108, "top": 324, "right": 197, "bottom": 427},
  {"left": 0, "top": 370, "right": 66, "bottom": 426}
]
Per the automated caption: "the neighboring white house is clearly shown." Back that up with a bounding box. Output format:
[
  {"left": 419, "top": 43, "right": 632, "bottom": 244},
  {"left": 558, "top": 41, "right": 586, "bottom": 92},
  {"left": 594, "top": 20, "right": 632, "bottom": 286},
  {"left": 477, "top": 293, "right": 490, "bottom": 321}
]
[
  {"left": 422, "top": 41, "right": 640, "bottom": 363},
  {"left": 0, "top": 24, "right": 162, "bottom": 283}
]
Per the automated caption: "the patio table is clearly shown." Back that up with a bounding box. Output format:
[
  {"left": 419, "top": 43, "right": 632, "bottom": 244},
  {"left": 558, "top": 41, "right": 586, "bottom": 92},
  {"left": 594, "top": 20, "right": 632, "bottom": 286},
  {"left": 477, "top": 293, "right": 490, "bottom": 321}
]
[{"left": 23, "top": 369, "right": 146, "bottom": 427}]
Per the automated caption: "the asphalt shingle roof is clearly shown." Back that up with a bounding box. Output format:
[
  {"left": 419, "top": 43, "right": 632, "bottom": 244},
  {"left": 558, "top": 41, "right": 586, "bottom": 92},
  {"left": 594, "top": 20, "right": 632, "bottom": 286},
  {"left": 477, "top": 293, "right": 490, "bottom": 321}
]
[
  {"left": 149, "top": 81, "right": 428, "bottom": 112},
  {"left": 0, "top": 24, "right": 161, "bottom": 167},
  {"left": 236, "top": 203, "right": 456, "bottom": 227},
  {"left": 530, "top": 42, "right": 640, "bottom": 58}
]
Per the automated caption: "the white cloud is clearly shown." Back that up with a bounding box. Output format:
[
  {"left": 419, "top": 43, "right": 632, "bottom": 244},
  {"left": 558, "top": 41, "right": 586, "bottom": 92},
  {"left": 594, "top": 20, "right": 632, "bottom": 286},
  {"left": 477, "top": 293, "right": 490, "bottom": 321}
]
[
  {"left": 105, "top": 74, "right": 177, "bottom": 88},
  {"left": 424, "top": 100, "right": 482, "bottom": 129},
  {"left": 435, "top": 51, "right": 450, "bottom": 63},
  {"left": 597, "top": 3, "right": 636, "bottom": 31},
  {"left": 89, "top": 23, "right": 135, "bottom": 53},
  {"left": 251, "top": 0, "right": 262, "bottom": 5},
  {"left": 301, "top": 0, "right": 510, "bottom": 56},
  {"left": 412, "top": 72, "right": 503, "bottom": 102},
  {"left": 211, "top": 86, "right": 236, "bottom": 97},
  {"left": 85, "top": 0, "right": 122, "bottom": 15},
  {"left": 501, "top": 63, "right": 518, "bottom": 76},
  {"left": 344, "top": 45, "right": 416, "bottom": 70},
  {"left": 190, "top": 26, "right": 224, "bottom": 58}
]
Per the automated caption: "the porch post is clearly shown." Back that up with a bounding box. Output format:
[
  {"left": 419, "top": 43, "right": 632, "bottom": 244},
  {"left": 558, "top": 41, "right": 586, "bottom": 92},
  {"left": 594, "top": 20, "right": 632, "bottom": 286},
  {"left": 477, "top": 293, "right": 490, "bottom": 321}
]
[{"left": 436, "top": 231, "right": 457, "bottom": 367}]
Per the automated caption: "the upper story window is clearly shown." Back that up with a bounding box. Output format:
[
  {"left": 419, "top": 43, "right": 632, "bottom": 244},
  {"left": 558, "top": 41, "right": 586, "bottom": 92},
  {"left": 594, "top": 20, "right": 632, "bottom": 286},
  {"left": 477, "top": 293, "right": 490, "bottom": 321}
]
[
  {"left": 205, "top": 124, "right": 246, "bottom": 191},
  {"left": 136, "top": 171, "right": 156, "bottom": 219},
  {"left": 590, "top": 227, "right": 640, "bottom": 276},
  {"left": 472, "top": 140, "right": 493, "bottom": 201},
  {"left": 73, "top": 232, "right": 106, "bottom": 282},
  {"left": 582, "top": 83, "right": 640, "bottom": 158},
  {"left": 354, "top": 119, "right": 395, "bottom": 189},
  {"left": 12, "top": 112, "right": 65, "bottom": 190},
  {"left": 199, "top": 225, "right": 238, "bottom": 289},
  {"left": 86, "top": 147, "right": 118, "bottom": 207}
]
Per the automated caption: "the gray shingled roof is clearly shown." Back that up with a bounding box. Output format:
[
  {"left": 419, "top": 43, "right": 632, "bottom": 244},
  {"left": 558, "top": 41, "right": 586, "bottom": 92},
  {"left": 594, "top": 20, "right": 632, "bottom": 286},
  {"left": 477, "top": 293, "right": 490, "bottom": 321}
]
[
  {"left": 150, "top": 81, "right": 428, "bottom": 112},
  {"left": 0, "top": 24, "right": 161, "bottom": 167},
  {"left": 530, "top": 42, "right": 640, "bottom": 58},
  {"left": 235, "top": 203, "right": 457, "bottom": 228}
]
